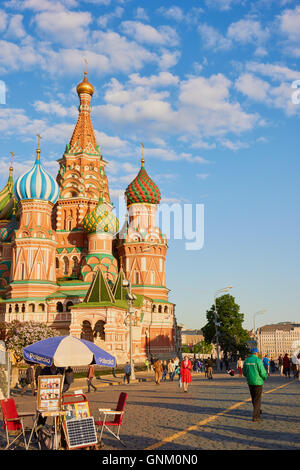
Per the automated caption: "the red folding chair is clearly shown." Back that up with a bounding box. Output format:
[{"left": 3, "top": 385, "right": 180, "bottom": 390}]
[
  {"left": 1, "top": 398, "right": 35, "bottom": 450},
  {"left": 95, "top": 392, "right": 127, "bottom": 447}
]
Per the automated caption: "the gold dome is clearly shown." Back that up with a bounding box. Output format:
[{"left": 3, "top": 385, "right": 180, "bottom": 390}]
[{"left": 76, "top": 71, "right": 94, "bottom": 96}]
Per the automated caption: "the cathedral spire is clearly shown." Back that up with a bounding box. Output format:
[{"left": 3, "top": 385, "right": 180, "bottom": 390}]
[{"left": 68, "top": 69, "right": 99, "bottom": 156}]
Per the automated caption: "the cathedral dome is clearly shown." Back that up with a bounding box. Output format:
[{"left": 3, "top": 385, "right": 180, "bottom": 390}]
[
  {"left": 82, "top": 198, "right": 119, "bottom": 235},
  {"left": 125, "top": 158, "right": 161, "bottom": 206},
  {"left": 14, "top": 149, "right": 59, "bottom": 204},
  {"left": 76, "top": 71, "right": 94, "bottom": 96},
  {"left": 0, "top": 214, "right": 18, "bottom": 242}
]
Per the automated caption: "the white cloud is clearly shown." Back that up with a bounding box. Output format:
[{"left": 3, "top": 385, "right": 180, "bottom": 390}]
[
  {"left": 0, "top": 10, "right": 8, "bottom": 32},
  {"left": 235, "top": 73, "right": 270, "bottom": 101},
  {"left": 205, "top": 0, "right": 244, "bottom": 10},
  {"left": 219, "top": 139, "right": 249, "bottom": 151},
  {"left": 33, "top": 100, "right": 78, "bottom": 118},
  {"left": 120, "top": 21, "right": 179, "bottom": 47},
  {"left": 134, "top": 7, "right": 149, "bottom": 21},
  {"left": 198, "top": 24, "right": 232, "bottom": 51},
  {"left": 158, "top": 49, "right": 181, "bottom": 70},
  {"left": 157, "top": 6, "right": 184, "bottom": 22},
  {"left": 4, "top": 0, "right": 77, "bottom": 11},
  {"left": 278, "top": 6, "right": 300, "bottom": 56},
  {"left": 34, "top": 10, "right": 92, "bottom": 46},
  {"left": 97, "top": 6, "right": 124, "bottom": 28},
  {"left": 5, "top": 14, "right": 26, "bottom": 39},
  {"left": 227, "top": 19, "right": 269, "bottom": 44},
  {"left": 279, "top": 5, "right": 300, "bottom": 42},
  {"left": 236, "top": 66, "right": 300, "bottom": 116},
  {"left": 129, "top": 72, "right": 179, "bottom": 88}
]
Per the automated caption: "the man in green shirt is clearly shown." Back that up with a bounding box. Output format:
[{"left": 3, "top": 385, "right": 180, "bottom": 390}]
[{"left": 243, "top": 348, "right": 267, "bottom": 422}]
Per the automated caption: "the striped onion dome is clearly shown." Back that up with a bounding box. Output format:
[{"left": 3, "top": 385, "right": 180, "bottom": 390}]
[
  {"left": 125, "top": 158, "right": 161, "bottom": 206},
  {"left": 0, "top": 166, "right": 14, "bottom": 220},
  {"left": 14, "top": 149, "right": 59, "bottom": 204},
  {"left": 0, "top": 214, "right": 18, "bottom": 242},
  {"left": 82, "top": 198, "right": 119, "bottom": 235}
]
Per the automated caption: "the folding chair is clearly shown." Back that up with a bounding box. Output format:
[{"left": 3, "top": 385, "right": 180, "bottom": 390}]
[
  {"left": 1, "top": 398, "right": 35, "bottom": 450},
  {"left": 95, "top": 392, "right": 127, "bottom": 447}
]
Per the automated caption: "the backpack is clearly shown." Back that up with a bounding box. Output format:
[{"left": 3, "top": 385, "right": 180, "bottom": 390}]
[{"left": 37, "top": 425, "right": 59, "bottom": 450}]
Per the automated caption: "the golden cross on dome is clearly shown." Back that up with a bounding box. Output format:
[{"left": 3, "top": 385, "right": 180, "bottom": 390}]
[
  {"left": 84, "top": 58, "right": 88, "bottom": 76},
  {"left": 10, "top": 151, "right": 14, "bottom": 167},
  {"left": 37, "top": 134, "right": 42, "bottom": 149},
  {"left": 36, "top": 134, "right": 42, "bottom": 160},
  {"left": 140, "top": 142, "right": 145, "bottom": 166},
  {"left": 9, "top": 151, "right": 14, "bottom": 176}
]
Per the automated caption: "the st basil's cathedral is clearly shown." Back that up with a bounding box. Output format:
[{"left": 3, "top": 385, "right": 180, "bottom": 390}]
[{"left": 0, "top": 72, "right": 178, "bottom": 364}]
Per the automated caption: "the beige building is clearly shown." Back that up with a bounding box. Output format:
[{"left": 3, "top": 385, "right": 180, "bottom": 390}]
[
  {"left": 257, "top": 322, "right": 300, "bottom": 358},
  {"left": 181, "top": 329, "right": 204, "bottom": 347}
]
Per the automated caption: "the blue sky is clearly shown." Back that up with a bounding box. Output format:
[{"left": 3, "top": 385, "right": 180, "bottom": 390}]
[{"left": 0, "top": 0, "right": 299, "bottom": 330}]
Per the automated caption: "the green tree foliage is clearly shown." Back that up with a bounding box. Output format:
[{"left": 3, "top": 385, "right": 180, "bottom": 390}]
[
  {"left": 194, "top": 340, "right": 213, "bottom": 355},
  {"left": 5, "top": 320, "right": 56, "bottom": 363},
  {"left": 202, "top": 295, "right": 250, "bottom": 358}
]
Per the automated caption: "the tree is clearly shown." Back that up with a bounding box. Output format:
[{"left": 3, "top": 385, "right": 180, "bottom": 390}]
[
  {"left": 202, "top": 295, "right": 250, "bottom": 359},
  {"left": 193, "top": 340, "right": 213, "bottom": 355},
  {"left": 5, "top": 321, "right": 56, "bottom": 363}
]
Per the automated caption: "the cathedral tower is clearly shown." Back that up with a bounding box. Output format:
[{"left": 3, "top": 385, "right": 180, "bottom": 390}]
[
  {"left": 9, "top": 141, "right": 59, "bottom": 298},
  {"left": 117, "top": 155, "right": 169, "bottom": 301}
]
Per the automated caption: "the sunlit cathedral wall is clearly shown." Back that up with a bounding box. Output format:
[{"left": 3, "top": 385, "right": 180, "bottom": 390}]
[{"left": 0, "top": 72, "right": 178, "bottom": 362}]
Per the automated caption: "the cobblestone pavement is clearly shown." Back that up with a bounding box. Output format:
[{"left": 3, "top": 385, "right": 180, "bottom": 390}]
[{"left": 1, "top": 372, "right": 299, "bottom": 451}]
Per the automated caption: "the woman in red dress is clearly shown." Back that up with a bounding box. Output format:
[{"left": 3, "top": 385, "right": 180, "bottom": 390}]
[{"left": 180, "top": 356, "right": 192, "bottom": 393}]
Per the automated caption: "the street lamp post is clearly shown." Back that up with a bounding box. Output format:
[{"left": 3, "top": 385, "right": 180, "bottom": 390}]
[
  {"left": 122, "top": 244, "right": 152, "bottom": 381},
  {"left": 253, "top": 309, "right": 266, "bottom": 349},
  {"left": 123, "top": 278, "right": 137, "bottom": 381},
  {"left": 214, "top": 286, "right": 233, "bottom": 371}
]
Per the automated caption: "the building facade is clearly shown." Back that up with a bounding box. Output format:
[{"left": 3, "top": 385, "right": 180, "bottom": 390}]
[
  {"left": 0, "top": 72, "right": 178, "bottom": 364},
  {"left": 257, "top": 322, "right": 300, "bottom": 358}
]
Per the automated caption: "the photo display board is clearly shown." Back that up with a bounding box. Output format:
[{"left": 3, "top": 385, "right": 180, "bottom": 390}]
[
  {"left": 63, "top": 402, "right": 90, "bottom": 421},
  {"left": 65, "top": 417, "right": 98, "bottom": 449},
  {"left": 37, "top": 375, "right": 62, "bottom": 412}
]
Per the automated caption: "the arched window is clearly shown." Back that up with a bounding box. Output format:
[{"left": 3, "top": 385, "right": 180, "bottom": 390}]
[
  {"left": 164, "top": 306, "right": 168, "bottom": 313},
  {"left": 8, "top": 304, "right": 12, "bottom": 313},
  {"left": 38, "top": 303, "right": 45, "bottom": 312},
  {"left": 29, "top": 303, "right": 35, "bottom": 313},
  {"left": 56, "top": 258, "right": 59, "bottom": 269},
  {"left": 66, "top": 301, "right": 73, "bottom": 312},
  {"left": 56, "top": 302, "right": 63, "bottom": 312},
  {"left": 158, "top": 305, "right": 162, "bottom": 313},
  {"left": 15, "top": 304, "right": 19, "bottom": 313},
  {"left": 21, "top": 304, "right": 25, "bottom": 313}
]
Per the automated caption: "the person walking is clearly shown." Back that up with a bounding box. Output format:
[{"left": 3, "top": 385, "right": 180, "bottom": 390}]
[
  {"left": 243, "top": 347, "right": 267, "bottom": 422},
  {"left": 145, "top": 358, "right": 150, "bottom": 372},
  {"left": 168, "top": 359, "right": 175, "bottom": 381},
  {"left": 270, "top": 358, "right": 276, "bottom": 374},
  {"left": 63, "top": 366, "right": 74, "bottom": 393},
  {"left": 283, "top": 353, "right": 291, "bottom": 379},
  {"left": 278, "top": 354, "right": 283, "bottom": 376},
  {"left": 263, "top": 355, "right": 270, "bottom": 376},
  {"left": 124, "top": 362, "right": 131, "bottom": 384},
  {"left": 21, "top": 363, "right": 35, "bottom": 396},
  {"left": 207, "top": 357, "right": 213, "bottom": 380},
  {"left": 180, "top": 356, "right": 192, "bottom": 393},
  {"left": 153, "top": 359, "right": 163, "bottom": 385},
  {"left": 35, "top": 364, "right": 42, "bottom": 388},
  {"left": 87, "top": 363, "right": 97, "bottom": 392},
  {"left": 237, "top": 357, "right": 243, "bottom": 377},
  {"left": 162, "top": 360, "right": 168, "bottom": 382}
]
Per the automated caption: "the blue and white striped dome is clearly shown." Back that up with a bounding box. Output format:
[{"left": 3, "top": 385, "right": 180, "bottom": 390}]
[{"left": 14, "top": 153, "right": 59, "bottom": 204}]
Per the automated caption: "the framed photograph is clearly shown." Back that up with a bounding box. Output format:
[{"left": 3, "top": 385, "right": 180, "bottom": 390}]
[{"left": 37, "top": 375, "right": 63, "bottom": 412}]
